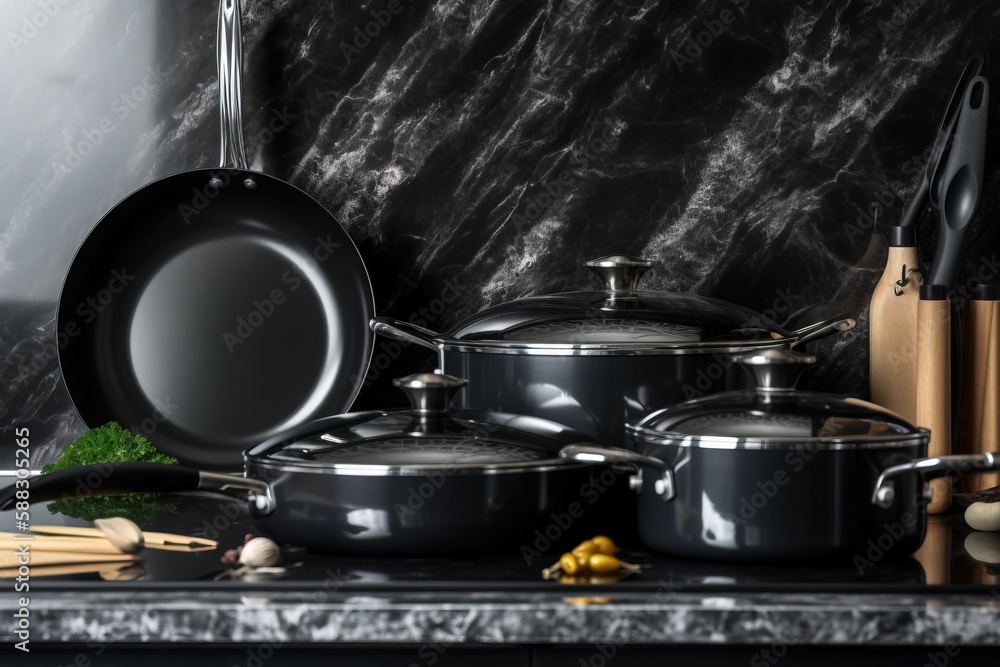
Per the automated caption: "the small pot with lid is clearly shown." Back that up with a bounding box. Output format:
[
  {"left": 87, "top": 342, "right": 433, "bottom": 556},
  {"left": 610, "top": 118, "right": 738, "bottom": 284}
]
[
  {"left": 372, "top": 254, "right": 854, "bottom": 446},
  {"left": 2, "top": 374, "right": 627, "bottom": 555},
  {"left": 559, "top": 349, "right": 1000, "bottom": 562}
]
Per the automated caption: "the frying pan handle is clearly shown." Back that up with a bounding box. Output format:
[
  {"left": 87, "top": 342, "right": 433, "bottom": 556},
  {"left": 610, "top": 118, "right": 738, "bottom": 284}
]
[
  {"left": 0, "top": 464, "right": 273, "bottom": 514},
  {"left": 871, "top": 452, "right": 999, "bottom": 508},
  {"left": 218, "top": 0, "right": 248, "bottom": 170},
  {"left": 559, "top": 444, "right": 675, "bottom": 501},
  {"left": 370, "top": 317, "right": 441, "bottom": 352},
  {"left": 786, "top": 317, "right": 856, "bottom": 348}
]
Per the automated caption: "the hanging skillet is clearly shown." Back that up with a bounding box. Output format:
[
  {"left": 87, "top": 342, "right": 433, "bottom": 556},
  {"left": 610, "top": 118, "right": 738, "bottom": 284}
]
[{"left": 56, "top": 0, "right": 374, "bottom": 468}]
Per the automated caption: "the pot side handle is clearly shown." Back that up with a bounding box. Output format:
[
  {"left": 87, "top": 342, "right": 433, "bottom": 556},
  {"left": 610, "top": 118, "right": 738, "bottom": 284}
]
[
  {"left": 370, "top": 317, "right": 441, "bottom": 352},
  {"left": 559, "top": 444, "right": 675, "bottom": 501},
  {"left": 872, "top": 452, "right": 999, "bottom": 508}
]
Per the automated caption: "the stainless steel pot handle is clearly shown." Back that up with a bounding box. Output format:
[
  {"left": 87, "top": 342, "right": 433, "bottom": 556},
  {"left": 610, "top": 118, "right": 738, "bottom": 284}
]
[
  {"left": 370, "top": 317, "right": 441, "bottom": 351},
  {"left": 787, "top": 317, "right": 856, "bottom": 348},
  {"left": 198, "top": 471, "right": 274, "bottom": 514},
  {"left": 871, "top": 452, "right": 999, "bottom": 508},
  {"left": 559, "top": 444, "right": 675, "bottom": 501}
]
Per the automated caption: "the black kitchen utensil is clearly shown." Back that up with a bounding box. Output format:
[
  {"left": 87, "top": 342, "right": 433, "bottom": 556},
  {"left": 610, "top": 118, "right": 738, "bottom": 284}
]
[
  {"left": 0, "top": 374, "right": 624, "bottom": 555},
  {"left": 57, "top": 0, "right": 374, "bottom": 469},
  {"left": 870, "top": 55, "right": 984, "bottom": 421},
  {"left": 916, "top": 72, "right": 990, "bottom": 512},
  {"left": 927, "top": 75, "right": 990, "bottom": 288},
  {"left": 372, "top": 254, "right": 853, "bottom": 447},
  {"left": 559, "top": 350, "right": 1000, "bottom": 562}
]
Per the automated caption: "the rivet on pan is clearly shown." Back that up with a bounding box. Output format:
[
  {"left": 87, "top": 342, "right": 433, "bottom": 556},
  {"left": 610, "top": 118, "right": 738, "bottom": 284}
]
[
  {"left": 209, "top": 177, "right": 224, "bottom": 189},
  {"left": 243, "top": 178, "right": 257, "bottom": 190}
]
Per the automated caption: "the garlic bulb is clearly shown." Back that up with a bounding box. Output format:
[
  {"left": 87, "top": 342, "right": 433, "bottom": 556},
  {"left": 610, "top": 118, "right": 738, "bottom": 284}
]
[
  {"left": 964, "top": 502, "right": 1000, "bottom": 532},
  {"left": 238, "top": 537, "right": 281, "bottom": 568},
  {"left": 94, "top": 517, "right": 145, "bottom": 552}
]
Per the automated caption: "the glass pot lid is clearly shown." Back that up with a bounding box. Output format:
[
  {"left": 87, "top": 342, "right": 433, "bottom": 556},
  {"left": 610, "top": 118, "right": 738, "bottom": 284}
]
[
  {"left": 627, "top": 349, "right": 929, "bottom": 449},
  {"left": 246, "top": 373, "right": 590, "bottom": 473},
  {"left": 442, "top": 255, "right": 844, "bottom": 349}
]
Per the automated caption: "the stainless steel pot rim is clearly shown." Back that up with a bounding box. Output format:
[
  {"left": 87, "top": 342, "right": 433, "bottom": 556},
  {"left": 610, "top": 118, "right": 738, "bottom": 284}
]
[
  {"left": 440, "top": 337, "right": 791, "bottom": 356},
  {"left": 244, "top": 456, "right": 594, "bottom": 476},
  {"left": 626, "top": 425, "right": 931, "bottom": 450}
]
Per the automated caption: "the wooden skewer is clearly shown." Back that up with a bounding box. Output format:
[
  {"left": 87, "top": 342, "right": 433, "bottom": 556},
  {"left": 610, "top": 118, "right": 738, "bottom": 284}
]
[
  {"left": 0, "top": 533, "right": 125, "bottom": 555},
  {"left": 0, "top": 550, "right": 138, "bottom": 569},
  {"left": 29, "top": 525, "right": 218, "bottom": 548},
  {"left": 0, "top": 562, "right": 137, "bottom": 579}
]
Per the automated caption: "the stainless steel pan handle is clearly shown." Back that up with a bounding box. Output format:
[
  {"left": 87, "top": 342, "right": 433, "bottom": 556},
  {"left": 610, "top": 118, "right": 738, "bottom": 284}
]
[
  {"left": 559, "top": 444, "right": 675, "bottom": 501},
  {"left": 872, "top": 452, "right": 998, "bottom": 508},
  {"left": 218, "top": 0, "right": 248, "bottom": 170},
  {"left": 370, "top": 317, "right": 442, "bottom": 352},
  {"left": 787, "top": 317, "right": 856, "bottom": 348}
]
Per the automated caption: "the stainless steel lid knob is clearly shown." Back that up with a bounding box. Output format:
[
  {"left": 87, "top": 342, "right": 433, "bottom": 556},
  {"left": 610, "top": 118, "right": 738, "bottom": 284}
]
[
  {"left": 735, "top": 348, "right": 816, "bottom": 391},
  {"left": 393, "top": 373, "right": 467, "bottom": 414},
  {"left": 586, "top": 255, "right": 653, "bottom": 293}
]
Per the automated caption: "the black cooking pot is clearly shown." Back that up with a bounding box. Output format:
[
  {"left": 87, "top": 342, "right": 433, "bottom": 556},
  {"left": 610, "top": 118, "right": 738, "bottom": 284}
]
[
  {"left": 1, "top": 374, "right": 628, "bottom": 555},
  {"left": 372, "top": 255, "right": 854, "bottom": 447},
  {"left": 559, "top": 350, "right": 1000, "bottom": 562}
]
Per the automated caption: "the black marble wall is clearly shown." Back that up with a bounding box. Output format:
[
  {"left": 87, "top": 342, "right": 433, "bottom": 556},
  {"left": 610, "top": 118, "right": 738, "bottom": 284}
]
[{"left": 2, "top": 0, "right": 998, "bottom": 465}]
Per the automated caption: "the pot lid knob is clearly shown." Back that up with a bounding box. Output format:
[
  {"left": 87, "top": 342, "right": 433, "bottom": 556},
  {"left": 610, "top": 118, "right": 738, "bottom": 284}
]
[
  {"left": 735, "top": 349, "right": 815, "bottom": 390},
  {"left": 586, "top": 255, "right": 653, "bottom": 292},
  {"left": 393, "top": 373, "right": 467, "bottom": 413}
]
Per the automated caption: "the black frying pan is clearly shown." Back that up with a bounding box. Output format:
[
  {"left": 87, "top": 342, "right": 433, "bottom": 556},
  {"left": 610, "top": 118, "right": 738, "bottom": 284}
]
[{"left": 57, "top": 0, "right": 373, "bottom": 469}]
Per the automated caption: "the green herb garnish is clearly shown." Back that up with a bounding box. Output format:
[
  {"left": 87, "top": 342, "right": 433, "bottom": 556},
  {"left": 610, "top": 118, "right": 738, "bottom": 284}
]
[{"left": 43, "top": 422, "right": 178, "bottom": 522}]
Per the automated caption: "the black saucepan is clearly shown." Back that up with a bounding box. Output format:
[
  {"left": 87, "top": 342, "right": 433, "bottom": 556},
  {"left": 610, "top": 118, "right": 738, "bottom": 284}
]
[
  {"left": 1, "top": 375, "right": 627, "bottom": 556},
  {"left": 559, "top": 350, "right": 1000, "bottom": 562},
  {"left": 372, "top": 254, "right": 853, "bottom": 447},
  {"left": 57, "top": 0, "right": 374, "bottom": 469}
]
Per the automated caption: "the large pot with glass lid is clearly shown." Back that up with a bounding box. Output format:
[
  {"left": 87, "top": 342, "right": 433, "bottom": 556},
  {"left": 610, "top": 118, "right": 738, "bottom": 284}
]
[
  {"left": 371, "top": 255, "right": 855, "bottom": 446},
  {"left": 559, "top": 350, "right": 1000, "bottom": 562},
  {"left": 1, "top": 374, "right": 628, "bottom": 555}
]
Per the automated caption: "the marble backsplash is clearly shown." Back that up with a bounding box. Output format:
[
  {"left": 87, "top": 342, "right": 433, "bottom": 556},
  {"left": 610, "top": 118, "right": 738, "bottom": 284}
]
[{"left": 1, "top": 0, "right": 998, "bottom": 465}]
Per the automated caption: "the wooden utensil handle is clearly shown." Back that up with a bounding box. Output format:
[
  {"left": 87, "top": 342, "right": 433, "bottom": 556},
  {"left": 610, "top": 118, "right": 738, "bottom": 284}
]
[
  {"left": 961, "top": 298, "right": 1000, "bottom": 492},
  {"left": 916, "top": 297, "right": 952, "bottom": 514}
]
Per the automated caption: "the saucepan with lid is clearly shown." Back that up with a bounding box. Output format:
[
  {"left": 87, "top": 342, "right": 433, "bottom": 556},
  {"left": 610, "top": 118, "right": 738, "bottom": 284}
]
[
  {"left": 1, "top": 374, "right": 626, "bottom": 555},
  {"left": 559, "top": 349, "right": 1000, "bottom": 562},
  {"left": 372, "top": 254, "right": 854, "bottom": 446}
]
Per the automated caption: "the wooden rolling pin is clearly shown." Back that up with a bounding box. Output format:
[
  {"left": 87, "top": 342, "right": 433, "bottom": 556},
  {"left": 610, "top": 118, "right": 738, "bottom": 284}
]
[
  {"left": 960, "top": 284, "right": 1000, "bottom": 493},
  {"left": 916, "top": 286, "right": 952, "bottom": 514},
  {"left": 870, "top": 226, "right": 921, "bottom": 422}
]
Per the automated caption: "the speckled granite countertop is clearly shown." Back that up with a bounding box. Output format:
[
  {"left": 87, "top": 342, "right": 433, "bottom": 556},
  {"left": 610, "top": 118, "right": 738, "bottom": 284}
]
[
  {"left": 4, "top": 495, "right": 1000, "bottom": 646},
  {"left": 3, "top": 588, "right": 1000, "bottom": 645}
]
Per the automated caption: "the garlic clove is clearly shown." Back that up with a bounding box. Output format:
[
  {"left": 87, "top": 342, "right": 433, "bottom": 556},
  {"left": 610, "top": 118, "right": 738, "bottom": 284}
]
[
  {"left": 964, "top": 502, "right": 1000, "bottom": 532},
  {"left": 94, "top": 518, "right": 145, "bottom": 553},
  {"left": 237, "top": 537, "right": 281, "bottom": 568},
  {"left": 964, "top": 531, "right": 1000, "bottom": 564}
]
